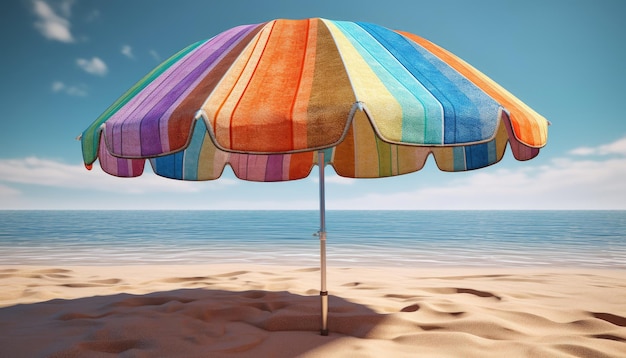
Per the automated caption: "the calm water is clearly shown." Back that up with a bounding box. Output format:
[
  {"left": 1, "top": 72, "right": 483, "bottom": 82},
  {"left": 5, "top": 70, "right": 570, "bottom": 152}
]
[{"left": 0, "top": 211, "right": 624, "bottom": 268}]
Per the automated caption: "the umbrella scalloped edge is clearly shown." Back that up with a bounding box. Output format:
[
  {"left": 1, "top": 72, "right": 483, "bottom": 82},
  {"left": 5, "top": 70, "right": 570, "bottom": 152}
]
[{"left": 90, "top": 108, "right": 540, "bottom": 181}]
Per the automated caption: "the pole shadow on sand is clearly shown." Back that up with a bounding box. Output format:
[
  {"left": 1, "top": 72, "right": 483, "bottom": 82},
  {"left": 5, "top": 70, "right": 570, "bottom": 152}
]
[{"left": 0, "top": 287, "right": 390, "bottom": 357}]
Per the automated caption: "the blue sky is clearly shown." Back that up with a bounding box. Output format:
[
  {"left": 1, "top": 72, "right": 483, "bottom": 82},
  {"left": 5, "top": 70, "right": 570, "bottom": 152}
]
[{"left": 1, "top": 0, "right": 625, "bottom": 210}]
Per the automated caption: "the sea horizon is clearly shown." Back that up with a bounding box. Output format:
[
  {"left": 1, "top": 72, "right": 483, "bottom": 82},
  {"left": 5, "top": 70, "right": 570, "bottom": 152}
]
[{"left": 1, "top": 210, "right": 625, "bottom": 269}]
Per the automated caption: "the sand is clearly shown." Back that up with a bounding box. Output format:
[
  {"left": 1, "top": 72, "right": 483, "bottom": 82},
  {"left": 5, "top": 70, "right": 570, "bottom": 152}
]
[{"left": 1, "top": 265, "right": 625, "bottom": 357}]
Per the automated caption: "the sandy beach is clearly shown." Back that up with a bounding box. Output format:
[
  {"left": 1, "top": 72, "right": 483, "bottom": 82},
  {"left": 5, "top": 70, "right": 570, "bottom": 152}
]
[{"left": 1, "top": 265, "right": 625, "bottom": 357}]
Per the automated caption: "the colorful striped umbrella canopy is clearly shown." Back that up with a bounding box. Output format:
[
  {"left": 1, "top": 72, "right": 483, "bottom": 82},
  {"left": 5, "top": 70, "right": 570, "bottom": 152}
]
[{"left": 80, "top": 18, "right": 549, "bottom": 335}]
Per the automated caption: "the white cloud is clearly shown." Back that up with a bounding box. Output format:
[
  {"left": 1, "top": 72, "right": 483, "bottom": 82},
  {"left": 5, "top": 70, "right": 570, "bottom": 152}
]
[
  {"left": 568, "top": 147, "right": 594, "bottom": 156},
  {"left": 51, "top": 81, "right": 65, "bottom": 92},
  {"left": 32, "top": 0, "right": 74, "bottom": 43},
  {"left": 327, "top": 137, "right": 626, "bottom": 210},
  {"left": 76, "top": 57, "right": 108, "bottom": 76},
  {"left": 149, "top": 50, "right": 161, "bottom": 62},
  {"left": 329, "top": 161, "right": 626, "bottom": 210},
  {"left": 121, "top": 45, "right": 134, "bottom": 59},
  {"left": 84, "top": 9, "right": 100, "bottom": 22},
  {"left": 51, "top": 81, "right": 87, "bottom": 96},
  {"left": 0, "top": 183, "right": 20, "bottom": 197},
  {"left": 569, "top": 137, "right": 626, "bottom": 156},
  {"left": 58, "top": 0, "right": 74, "bottom": 18},
  {"left": 0, "top": 157, "right": 238, "bottom": 195}
]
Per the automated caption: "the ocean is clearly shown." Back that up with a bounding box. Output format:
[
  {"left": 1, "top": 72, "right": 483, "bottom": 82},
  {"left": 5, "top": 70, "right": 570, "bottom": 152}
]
[{"left": 0, "top": 210, "right": 624, "bottom": 268}]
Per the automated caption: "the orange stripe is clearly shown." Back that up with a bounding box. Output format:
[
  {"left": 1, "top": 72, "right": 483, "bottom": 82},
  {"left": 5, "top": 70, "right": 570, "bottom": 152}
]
[
  {"left": 210, "top": 22, "right": 271, "bottom": 149},
  {"left": 230, "top": 19, "right": 310, "bottom": 152},
  {"left": 291, "top": 19, "right": 317, "bottom": 150},
  {"left": 228, "top": 21, "right": 277, "bottom": 150},
  {"left": 332, "top": 119, "right": 356, "bottom": 178},
  {"left": 169, "top": 25, "right": 263, "bottom": 153},
  {"left": 289, "top": 152, "right": 315, "bottom": 179},
  {"left": 399, "top": 31, "right": 547, "bottom": 148}
]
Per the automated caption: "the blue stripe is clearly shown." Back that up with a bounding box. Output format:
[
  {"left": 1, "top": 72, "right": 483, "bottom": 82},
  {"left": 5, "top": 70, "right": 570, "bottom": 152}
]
[
  {"left": 466, "top": 143, "right": 487, "bottom": 170},
  {"left": 358, "top": 22, "right": 500, "bottom": 145},
  {"left": 453, "top": 146, "right": 466, "bottom": 171},
  {"left": 182, "top": 120, "right": 208, "bottom": 180},
  {"left": 464, "top": 139, "right": 497, "bottom": 170},
  {"left": 152, "top": 151, "right": 184, "bottom": 179},
  {"left": 333, "top": 21, "right": 442, "bottom": 144},
  {"left": 488, "top": 138, "right": 497, "bottom": 164}
]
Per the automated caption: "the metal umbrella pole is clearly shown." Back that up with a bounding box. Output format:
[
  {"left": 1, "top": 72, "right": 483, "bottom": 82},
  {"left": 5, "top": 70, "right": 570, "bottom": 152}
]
[{"left": 317, "top": 150, "right": 329, "bottom": 336}]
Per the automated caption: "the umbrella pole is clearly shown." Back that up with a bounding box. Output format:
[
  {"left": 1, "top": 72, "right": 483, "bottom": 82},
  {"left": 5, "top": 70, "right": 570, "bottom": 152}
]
[{"left": 318, "top": 150, "right": 329, "bottom": 336}]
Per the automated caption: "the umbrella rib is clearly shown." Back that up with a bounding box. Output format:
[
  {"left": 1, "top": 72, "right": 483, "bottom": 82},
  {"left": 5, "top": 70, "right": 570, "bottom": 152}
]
[{"left": 288, "top": 18, "right": 311, "bottom": 152}]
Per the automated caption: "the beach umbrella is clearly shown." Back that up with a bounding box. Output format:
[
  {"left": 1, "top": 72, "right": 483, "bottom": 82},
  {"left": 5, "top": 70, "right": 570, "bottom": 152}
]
[{"left": 79, "top": 18, "right": 549, "bottom": 335}]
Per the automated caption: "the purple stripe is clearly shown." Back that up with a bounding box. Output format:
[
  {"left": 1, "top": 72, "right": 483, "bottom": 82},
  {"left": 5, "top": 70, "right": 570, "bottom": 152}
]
[
  {"left": 98, "top": 139, "right": 116, "bottom": 176},
  {"left": 142, "top": 25, "right": 260, "bottom": 156},
  {"left": 106, "top": 24, "right": 258, "bottom": 157},
  {"left": 265, "top": 155, "right": 284, "bottom": 182},
  {"left": 98, "top": 132, "right": 146, "bottom": 177},
  {"left": 117, "top": 157, "right": 129, "bottom": 177},
  {"left": 134, "top": 24, "right": 258, "bottom": 157},
  {"left": 229, "top": 153, "right": 247, "bottom": 179},
  {"left": 246, "top": 155, "right": 265, "bottom": 181},
  {"left": 158, "top": 25, "right": 261, "bottom": 154}
]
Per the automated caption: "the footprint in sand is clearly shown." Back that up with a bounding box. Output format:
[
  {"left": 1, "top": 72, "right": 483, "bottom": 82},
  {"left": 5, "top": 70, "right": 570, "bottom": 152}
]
[
  {"left": 592, "top": 312, "right": 626, "bottom": 327},
  {"left": 162, "top": 276, "right": 213, "bottom": 283},
  {"left": 60, "top": 283, "right": 102, "bottom": 288},
  {"left": 215, "top": 271, "right": 249, "bottom": 278},
  {"left": 591, "top": 334, "right": 626, "bottom": 342},
  {"left": 421, "top": 287, "right": 501, "bottom": 300},
  {"left": 35, "top": 269, "right": 73, "bottom": 274},
  {"left": 385, "top": 293, "right": 418, "bottom": 300},
  {"left": 91, "top": 279, "right": 123, "bottom": 285},
  {"left": 400, "top": 304, "right": 420, "bottom": 312},
  {"left": 455, "top": 288, "right": 501, "bottom": 300},
  {"left": 59, "top": 279, "right": 124, "bottom": 288},
  {"left": 45, "top": 274, "right": 72, "bottom": 279}
]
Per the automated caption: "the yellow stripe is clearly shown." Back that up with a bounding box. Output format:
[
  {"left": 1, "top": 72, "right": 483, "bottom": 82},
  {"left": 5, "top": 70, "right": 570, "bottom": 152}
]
[
  {"left": 352, "top": 111, "right": 381, "bottom": 177},
  {"left": 322, "top": 20, "right": 404, "bottom": 141},
  {"left": 197, "top": 135, "right": 228, "bottom": 180}
]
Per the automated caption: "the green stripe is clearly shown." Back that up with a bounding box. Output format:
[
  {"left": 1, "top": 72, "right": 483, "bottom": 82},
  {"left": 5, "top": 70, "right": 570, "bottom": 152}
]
[
  {"left": 453, "top": 146, "right": 467, "bottom": 171},
  {"left": 376, "top": 137, "right": 392, "bottom": 177}
]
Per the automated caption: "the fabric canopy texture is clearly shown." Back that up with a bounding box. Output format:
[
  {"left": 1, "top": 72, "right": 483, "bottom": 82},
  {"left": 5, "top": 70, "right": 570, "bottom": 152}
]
[{"left": 81, "top": 18, "right": 548, "bottom": 181}]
